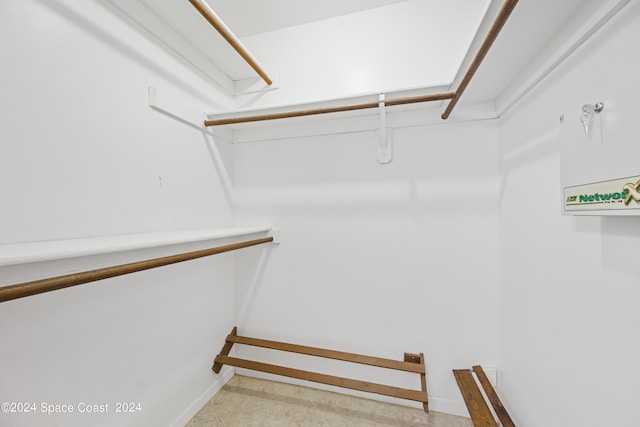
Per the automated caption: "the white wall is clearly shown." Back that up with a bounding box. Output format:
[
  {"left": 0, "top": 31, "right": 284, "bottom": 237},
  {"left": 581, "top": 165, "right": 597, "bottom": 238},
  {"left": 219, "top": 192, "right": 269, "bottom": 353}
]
[
  {"left": 0, "top": 0, "right": 233, "bottom": 244},
  {"left": 7, "top": 0, "right": 639, "bottom": 425},
  {"left": 498, "top": 3, "right": 640, "bottom": 426},
  {"left": 232, "top": 117, "right": 500, "bottom": 414},
  {"left": 0, "top": 1, "right": 241, "bottom": 426}
]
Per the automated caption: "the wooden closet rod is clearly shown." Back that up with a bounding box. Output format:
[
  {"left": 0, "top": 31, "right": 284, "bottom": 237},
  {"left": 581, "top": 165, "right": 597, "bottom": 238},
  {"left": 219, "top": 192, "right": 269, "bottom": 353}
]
[
  {"left": 204, "top": 92, "right": 455, "bottom": 126},
  {"left": 441, "top": 0, "right": 519, "bottom": 119},
  {"left": 0, "top": 237, "right": 273, "bottom": 303},
  {"left": 187, "top": 0, "right": 273, "bottom": 86}
]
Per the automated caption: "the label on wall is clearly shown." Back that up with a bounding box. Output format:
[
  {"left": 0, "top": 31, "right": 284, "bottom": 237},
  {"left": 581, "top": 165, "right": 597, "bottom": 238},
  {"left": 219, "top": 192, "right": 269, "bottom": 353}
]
[{"left": 564, "top": 175, "right": 640, "bottom": 213}]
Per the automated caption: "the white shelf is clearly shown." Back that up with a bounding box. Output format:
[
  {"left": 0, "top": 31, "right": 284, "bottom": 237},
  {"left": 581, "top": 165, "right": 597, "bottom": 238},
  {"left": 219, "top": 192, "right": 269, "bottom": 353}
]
[{"left": 0, "top": 226, "right": 272, "bottom": 267}]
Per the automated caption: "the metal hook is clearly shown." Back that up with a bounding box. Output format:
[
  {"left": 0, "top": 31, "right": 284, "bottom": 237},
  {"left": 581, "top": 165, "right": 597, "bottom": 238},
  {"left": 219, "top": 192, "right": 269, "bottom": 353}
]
[{"left": 580, "top": 101, "right": 604, "bottom": 134}]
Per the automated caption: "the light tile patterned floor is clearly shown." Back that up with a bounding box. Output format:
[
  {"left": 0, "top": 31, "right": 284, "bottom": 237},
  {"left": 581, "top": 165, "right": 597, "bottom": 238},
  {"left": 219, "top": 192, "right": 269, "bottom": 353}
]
[{"left": 186, "top": 375, "right": 473, "bottom": 427}]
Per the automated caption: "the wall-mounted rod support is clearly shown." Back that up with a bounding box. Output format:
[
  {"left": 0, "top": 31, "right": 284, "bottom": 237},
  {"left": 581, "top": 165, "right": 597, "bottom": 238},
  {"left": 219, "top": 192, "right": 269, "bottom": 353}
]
[
  {"left": 187, "top": 0, "right": 273, "bottom": 86},
  {"left": 441, "top": 0, "right": 519, "bottom": 119},
  {"left": 377, "top": 94, "right": 392, "bottom": 164},
  {"left": 0, "top": 237, "right": 273, "bottom": 303},
  {"left": 204, "top": 92, "right": 455, "bottom": 126}
]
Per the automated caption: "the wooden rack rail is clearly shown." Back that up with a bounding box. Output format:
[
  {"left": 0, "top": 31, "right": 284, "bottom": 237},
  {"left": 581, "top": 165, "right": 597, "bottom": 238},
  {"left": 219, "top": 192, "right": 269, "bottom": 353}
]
[
  {"left": 203, "top": 0, "right": 518, "bottom": 126},
  {"left": 0, "top": 237, "right": 273, "bottom": 303},
  {"left": 453, "top": 365, "right": 516, "bottom": 427},
  {"left": 213, "top": 327, "right": 429, "bottom": 412}
]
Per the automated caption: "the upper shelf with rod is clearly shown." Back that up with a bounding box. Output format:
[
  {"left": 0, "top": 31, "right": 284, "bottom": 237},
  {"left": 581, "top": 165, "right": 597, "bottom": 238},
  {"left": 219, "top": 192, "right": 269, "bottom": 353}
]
[
  {"left": 186, "top": 0, "right": 273, "bottom": 87},
  {"left": 110, "top": 0, "right": 509, "bottom": 108},
  {"left": 200, "top": 0, "right": 518, "bottom": 125},
  {"left": 107, "top": 0, "right": 278, "bottom": 96},
  {"left": 111, "top": 0, "right": 622, "bottom": 127}
]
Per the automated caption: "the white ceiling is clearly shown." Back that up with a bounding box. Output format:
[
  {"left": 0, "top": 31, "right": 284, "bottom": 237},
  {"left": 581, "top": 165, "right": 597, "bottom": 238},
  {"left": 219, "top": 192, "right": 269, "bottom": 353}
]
[{"left": 204, "top": 0, "right": 413, "bottom": 36}]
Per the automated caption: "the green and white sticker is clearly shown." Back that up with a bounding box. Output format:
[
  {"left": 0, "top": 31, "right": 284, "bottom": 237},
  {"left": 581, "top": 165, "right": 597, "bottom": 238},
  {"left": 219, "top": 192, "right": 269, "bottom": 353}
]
[{"left": 564, "top": 175, "right": 640, "bottom": 212}]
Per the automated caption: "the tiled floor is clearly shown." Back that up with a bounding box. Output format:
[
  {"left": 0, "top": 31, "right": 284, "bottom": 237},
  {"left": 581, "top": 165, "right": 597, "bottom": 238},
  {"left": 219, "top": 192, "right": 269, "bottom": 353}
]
[{"left": 186, "top": 375, "right": 473, "bottom": 427}]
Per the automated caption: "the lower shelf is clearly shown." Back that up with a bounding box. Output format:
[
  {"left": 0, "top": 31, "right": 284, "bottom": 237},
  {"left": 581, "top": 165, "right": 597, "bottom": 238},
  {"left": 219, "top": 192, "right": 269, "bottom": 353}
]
[{"left": 0, "top": 226, "right": 271, "bottom": 267}]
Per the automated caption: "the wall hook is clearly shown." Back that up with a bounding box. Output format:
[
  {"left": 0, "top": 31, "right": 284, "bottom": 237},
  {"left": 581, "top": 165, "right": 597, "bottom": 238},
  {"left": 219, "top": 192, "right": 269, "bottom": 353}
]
[{"left": 580, "top": 101, "right": 604, "bottom": 134}]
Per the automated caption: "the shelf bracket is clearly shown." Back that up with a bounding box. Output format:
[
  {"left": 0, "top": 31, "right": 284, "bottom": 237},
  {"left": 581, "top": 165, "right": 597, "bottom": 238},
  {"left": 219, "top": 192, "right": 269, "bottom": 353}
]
[
  {"left": 148, "top": 87, "right": 207, "bottom": 131},
  {"left": 377, "top": 94, "right": 392, "bottom": 164}
]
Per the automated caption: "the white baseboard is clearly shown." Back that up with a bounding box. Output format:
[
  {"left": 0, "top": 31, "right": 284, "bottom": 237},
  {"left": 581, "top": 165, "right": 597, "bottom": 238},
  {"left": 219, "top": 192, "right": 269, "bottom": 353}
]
[
  {"left": 169, "top": 367, "right": 235, "bottom": 427},
  {"left": 429, "top": 397, "right": 469, "bottom": 418}
]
